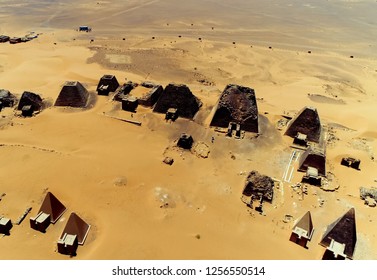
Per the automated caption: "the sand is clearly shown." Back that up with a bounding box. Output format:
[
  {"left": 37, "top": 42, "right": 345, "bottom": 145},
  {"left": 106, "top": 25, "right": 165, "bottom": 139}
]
[{"left": 0, "top": 0, "right": 377, "bottom": 260}]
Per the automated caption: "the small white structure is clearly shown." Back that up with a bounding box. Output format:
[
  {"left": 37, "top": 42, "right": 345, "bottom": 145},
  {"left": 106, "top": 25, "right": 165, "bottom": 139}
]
[{"left": 30, "top": 212, "right": 51, "bottom": 232}]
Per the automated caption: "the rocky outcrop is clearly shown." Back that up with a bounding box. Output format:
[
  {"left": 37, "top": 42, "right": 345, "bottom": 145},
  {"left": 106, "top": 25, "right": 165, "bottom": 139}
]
[
  {"left": 360, "top": 187, "right": 377, "bottom": 207},
  {"left": 55, "top": 81, "right": 89, "bottom": 108}
]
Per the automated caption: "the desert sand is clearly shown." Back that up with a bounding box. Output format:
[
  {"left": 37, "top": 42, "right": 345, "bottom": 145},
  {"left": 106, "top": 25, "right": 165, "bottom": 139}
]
[{"left": 0, "top": 0, "right": 377, "bottom": 260}]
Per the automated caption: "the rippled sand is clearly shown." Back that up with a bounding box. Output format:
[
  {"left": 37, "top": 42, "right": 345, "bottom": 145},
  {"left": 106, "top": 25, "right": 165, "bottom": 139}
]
[{"left": 0, "top": 0, "right": 377, "bottom": 260}]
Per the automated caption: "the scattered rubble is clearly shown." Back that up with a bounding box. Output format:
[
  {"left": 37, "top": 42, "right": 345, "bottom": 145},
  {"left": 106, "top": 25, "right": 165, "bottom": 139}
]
[
  {"left": 192, "top": 142, "right": 210, "bottom": 158},
  {"left": 276, "top": 118, "right": 289, "bottom": 130},
  {"left": 0, "top": 89, "right": 17, "bottom": 108},
  {"left": 177, "top": 133, "right": 194, "bottom": 149},
  {"left": 242, "top": 170, "right": 275, "bottom": 202},
  {"left": 360, "top": 187, "right": 377, "bottom": 207},
  {"left": 163, "top": 157, "right": 174, "bottom": 165},
  {"left": 321, "top": 176, "right": 340, "bottom": 192},
  {"left": 283, "top": 214, "right": 293, "bottom": 223},
  {"left": 153, "top": 83, "right": 201, "bottom": 119},
  {"left": 154, "top": 187, "right": 176, "bottom": 209},
  {"left": 326, "top": 125, "right": 340, "bottom": 147},
  {"left": 365, "top": 197, "right": 376, "bottom": 207},
  {"left": 318, "top": 198, "right": 325, "bottom": 207},
  {"left": 360, "top": 187, "right": 377, "bottom": 200},
  {"left": 290, "top": 183, "right": 308, "bottom": 199}
]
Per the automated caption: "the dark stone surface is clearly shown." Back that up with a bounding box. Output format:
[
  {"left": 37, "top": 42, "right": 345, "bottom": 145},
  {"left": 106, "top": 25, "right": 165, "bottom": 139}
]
[
  {"left": 319, "top": 208, "right": 357, "bottom": 259},
  {"left": 153, "top": 83, "right": 201, "bottom": 119},
  {"left": 0, "top": 89, "right": 17, "bottom": 107},
  {"left": 242, "top": 170, "right": 274, "bottom": 202},
  {"left": 285, "top": 106, "right": 321, "bottom": 143},
  {"left": 163, "top": 157, "right": 174, "bottom": 165},
  {"left": 55, "top": 81, "right": 89, "bottom": 108},
  {"left": 0, "top": 35, "right": 10, "bottom": 42},
  {"left": 298, "top": 147, "right": 326, "bottom": 176},
  {"left": 210, "top": 84, "right": 258, "bottom": 133},
  {"left": 360, "top": 187, "right": 377, "bottom": 201},
  {"left": 17, "top": 91, "right": 43, "bottom": 111},
  {"left": 96, "top": 74, "right": 120, "bottom": 94},
  {"left": 177, "top": 133, "right": 194, "bottom": 149},
  {"left": 121, "top": 96, "right": 138, "bottom": 112}
]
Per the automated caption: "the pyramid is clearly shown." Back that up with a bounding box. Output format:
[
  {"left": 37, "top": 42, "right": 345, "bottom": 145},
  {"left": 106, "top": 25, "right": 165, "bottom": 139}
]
[
  {"left": 293, "top": 211, "right": 314, "bottom": 240},
  {"left": 319, "top": 208, "right": 357, "bottom": 259},
  {"left": 38, "top": 192, "right": 66, "bottom": 223},
  {"left": 177, "top": 133, "right": 194, "bottom": 149},
  {"left": 60, "top": 212, "right": 90, "bottom": 245},
  {"left": 96, "top": 74, "right": 120, "bottom": 95},
  {"left": 242, "top": 170, "right": 274, "bottom": 202},
  {"left": 298, "top": 146, "right": 326, "bottom": 176},
  {"left": 17, "top": 91, "right": 43, "bottom": 111},
  {"left": 0, "top": 89, "right": 17, "bottom": 107},
  {"left": 285, "top": 106, "right": 321, "bottom": 142},
  {"left": 153, "top": 83, "right": 201, "bottom": 119},
  {"left": 210, "top": 84, "right": 259, "bottom": 133},
  {"left": 55, "top": 81, "right": 89, "bottom": 108}
]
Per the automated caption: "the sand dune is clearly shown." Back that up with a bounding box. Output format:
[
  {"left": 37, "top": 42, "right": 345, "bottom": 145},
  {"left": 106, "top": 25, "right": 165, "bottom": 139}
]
[{"left": 1, "top": 0, "right": 377, "bottom": 260}]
